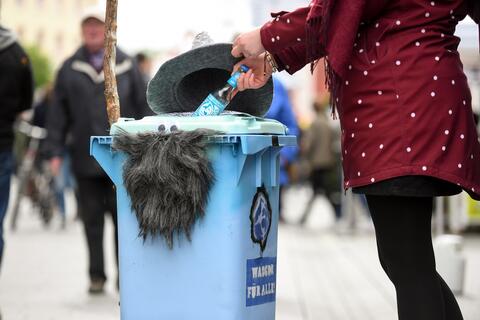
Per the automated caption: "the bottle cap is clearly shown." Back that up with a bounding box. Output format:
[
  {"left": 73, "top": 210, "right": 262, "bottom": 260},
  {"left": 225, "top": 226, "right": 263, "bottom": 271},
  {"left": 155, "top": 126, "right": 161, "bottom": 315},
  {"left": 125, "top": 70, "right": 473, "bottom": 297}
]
[{"left": 240, "top": 65, "right": 250, "bottom": 73}]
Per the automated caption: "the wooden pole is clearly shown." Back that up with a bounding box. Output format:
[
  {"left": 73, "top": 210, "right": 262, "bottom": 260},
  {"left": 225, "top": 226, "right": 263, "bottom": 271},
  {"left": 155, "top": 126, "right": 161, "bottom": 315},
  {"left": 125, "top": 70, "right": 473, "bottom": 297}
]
[{"left": 103, "top": 0, "right": 120, "bottom": 125}]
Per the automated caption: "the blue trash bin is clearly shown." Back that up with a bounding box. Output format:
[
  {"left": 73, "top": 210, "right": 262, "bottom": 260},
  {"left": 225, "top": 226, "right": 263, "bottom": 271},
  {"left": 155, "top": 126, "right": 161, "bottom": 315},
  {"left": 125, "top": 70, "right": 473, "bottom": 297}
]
[{"left": 90, "top": 114, "right": 296, "bottom": 320}]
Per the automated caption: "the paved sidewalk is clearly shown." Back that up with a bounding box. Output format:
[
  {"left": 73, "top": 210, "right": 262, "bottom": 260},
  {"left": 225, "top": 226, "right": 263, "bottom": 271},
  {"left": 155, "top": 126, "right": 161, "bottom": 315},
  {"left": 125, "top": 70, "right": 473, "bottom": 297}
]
[{"left": 1, "top": 191, "right": 479, "bottom": 319}]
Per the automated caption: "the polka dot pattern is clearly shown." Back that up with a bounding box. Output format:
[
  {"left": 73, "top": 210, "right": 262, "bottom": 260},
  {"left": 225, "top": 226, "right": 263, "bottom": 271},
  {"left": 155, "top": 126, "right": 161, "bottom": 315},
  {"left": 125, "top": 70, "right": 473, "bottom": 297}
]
[{"left": 256, "top": 2, "right": 480, "bottom": 198}]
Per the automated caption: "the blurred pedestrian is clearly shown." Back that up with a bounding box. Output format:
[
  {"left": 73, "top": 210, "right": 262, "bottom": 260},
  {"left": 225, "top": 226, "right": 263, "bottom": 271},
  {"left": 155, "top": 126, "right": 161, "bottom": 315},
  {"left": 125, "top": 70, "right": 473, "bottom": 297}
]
[
  {"left": 300, "top": 98, "right": 341, "bottom": 224},
  {"left": 33, "top": 85, "right": 79, "bottom": 228},
  {"left": 265, "top": 76, "right": 299, "bottom": 222},
  {"left": 231, "top": 1, "right": 479, "bottom": 319},
  {"left": 44, "top": 6, "right": 152, "bottom": 294},
  {"left": 134, "top": 52, "right": 153, "bottom": 84},
  {"left": 0, "top": 24, "right": 34, "bottom": 271}
]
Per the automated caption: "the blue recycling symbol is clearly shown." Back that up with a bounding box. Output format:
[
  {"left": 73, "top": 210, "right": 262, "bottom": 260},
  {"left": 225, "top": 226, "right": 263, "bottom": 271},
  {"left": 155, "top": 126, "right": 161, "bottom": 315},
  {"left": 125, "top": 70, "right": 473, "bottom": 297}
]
[{"left": 250, "top": 188, "right": 272, "bottom": 252}]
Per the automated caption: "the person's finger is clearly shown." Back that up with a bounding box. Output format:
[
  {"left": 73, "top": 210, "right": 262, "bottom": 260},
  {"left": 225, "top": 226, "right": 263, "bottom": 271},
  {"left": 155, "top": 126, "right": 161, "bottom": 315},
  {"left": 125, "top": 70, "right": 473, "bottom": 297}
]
[
  {"left": 231, "top": 45, "right": 243, "bottom": 58},
  {"left": 242, "top": 74, "right": 251, "bottom": 91},
  {"left": 241, "top": 70, "right": 254, "bottom": 90},
  {"left": 232, "top": 36, "right": 239, "bottom": 47},
  {"left": 251, "top": 73, "right": 261, "bottom": 89},
  {"left": 237, "top": 73, "right": 246, "bottom": 91},
  {"left": 252, "top": 73, "right": 267, "bottom": 90},
  {"left": 243, "top": 50, "right": 254, "bottom": 58},
  {"left": 247, "top": 72, "right": 257, "bottom": 89},
  {"left": 230, "top": 88, "right": 239, "bottom": 99},
  {"left": 243, "top": 70, "right": 254, "bottom": 89}
]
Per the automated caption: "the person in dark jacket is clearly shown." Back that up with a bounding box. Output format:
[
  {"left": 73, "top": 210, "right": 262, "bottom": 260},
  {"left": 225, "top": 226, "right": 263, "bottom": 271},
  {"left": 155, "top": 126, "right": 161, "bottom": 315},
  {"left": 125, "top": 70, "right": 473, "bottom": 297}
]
[
  {"left": 300, "top": 99, "right": 341, "bottom": 224},
  {"left": 45, "top": 6, "right": 152, "bottom": 294},
  {"left": 0, "top": 25, "right": 34, "bottom": 271}
]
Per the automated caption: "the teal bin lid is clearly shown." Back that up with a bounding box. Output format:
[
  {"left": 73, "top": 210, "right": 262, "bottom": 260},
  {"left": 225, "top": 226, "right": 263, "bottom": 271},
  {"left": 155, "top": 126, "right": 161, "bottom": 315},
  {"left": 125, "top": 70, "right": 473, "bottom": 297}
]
[{"left": 110, "top": 113, "right": 288, "bottom": 135}]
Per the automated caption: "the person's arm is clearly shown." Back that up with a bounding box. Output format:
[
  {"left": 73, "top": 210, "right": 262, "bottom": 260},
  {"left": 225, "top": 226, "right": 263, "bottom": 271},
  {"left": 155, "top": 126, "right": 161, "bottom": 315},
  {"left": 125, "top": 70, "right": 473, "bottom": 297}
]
[
  {"left": 18, "top": 46, "right": 34, "bottom": 114},
  {"left": 44, "top": 66, "right": 70, "bottom": 168},
  {"left": 260, "top": 7, "right": 310, "bottom": 55},
  {"left": 259, "top": 5, "right": 325, "bottom": 75},
  {"left": 272, "top": 43, "right": 309, "bottom": 75},
  {"left": 261, "top": 0, "right": 391, "bottom": 74},
  {"left": 301, "top": 124, "right": 313, "bottom": 159}
]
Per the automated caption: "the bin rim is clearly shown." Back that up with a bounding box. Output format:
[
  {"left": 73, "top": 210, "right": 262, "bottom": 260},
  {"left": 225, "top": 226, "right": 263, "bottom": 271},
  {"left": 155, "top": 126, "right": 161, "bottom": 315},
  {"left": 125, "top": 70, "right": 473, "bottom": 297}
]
[{"left": 109, "top": 113, "right": 289, "bottom": 136}]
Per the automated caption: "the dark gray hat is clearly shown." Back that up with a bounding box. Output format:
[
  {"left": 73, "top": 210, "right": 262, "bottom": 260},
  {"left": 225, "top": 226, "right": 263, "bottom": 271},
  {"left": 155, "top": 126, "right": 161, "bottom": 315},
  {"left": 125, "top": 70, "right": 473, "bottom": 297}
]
[{"left": 146, "top": 33, "right": 273, "bottom": 117}]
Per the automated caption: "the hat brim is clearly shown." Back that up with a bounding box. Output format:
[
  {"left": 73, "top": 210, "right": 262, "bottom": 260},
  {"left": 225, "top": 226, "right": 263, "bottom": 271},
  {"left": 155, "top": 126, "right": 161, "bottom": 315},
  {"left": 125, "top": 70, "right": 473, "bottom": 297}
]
[{"left": 147, "top": 43, "right": 273, "bottom": 117}]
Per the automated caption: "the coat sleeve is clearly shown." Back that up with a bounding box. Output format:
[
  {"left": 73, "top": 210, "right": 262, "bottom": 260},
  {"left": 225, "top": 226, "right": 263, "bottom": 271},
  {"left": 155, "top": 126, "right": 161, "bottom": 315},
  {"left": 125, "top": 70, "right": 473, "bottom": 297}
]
[
  {"left": 260, "top": 5, "right": 321, "bottom": 74},
  {"left": 272, "top": 43, "right": 309, "bottom": 74},
  {"left": 15, "top": 45, "right": 34, "bottom": 114},
  {"left": 260, "top": 6, "right": 311, "bottom": 55},
  {"left": 259, "top": 0, "right": 390, "bottom": 74},
  {"left": 44, "top": 65, "right": 70, "bottom": 158}
]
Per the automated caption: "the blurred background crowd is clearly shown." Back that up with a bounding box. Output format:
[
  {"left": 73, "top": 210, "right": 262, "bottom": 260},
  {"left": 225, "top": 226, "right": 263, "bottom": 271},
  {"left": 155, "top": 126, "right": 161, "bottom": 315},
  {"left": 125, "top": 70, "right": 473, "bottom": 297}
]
[
  {"left": 3, "top": 0, "right": 479, "bottom": 231},
  {"left": 0, "top": 0, "right": 480, "bottom": 319}
]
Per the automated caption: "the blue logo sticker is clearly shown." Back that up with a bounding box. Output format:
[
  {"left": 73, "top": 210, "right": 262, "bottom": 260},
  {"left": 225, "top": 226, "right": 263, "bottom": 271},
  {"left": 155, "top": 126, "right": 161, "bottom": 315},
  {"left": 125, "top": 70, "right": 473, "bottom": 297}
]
[
  {"left": 246, "top": 257, "right": 277, "bottom": 307},
  {"left": 250, "top": 186, "right": 272, "bottom": 252},
  {"left": 194, "top": 94, "right": 225, "bottom": 116}
]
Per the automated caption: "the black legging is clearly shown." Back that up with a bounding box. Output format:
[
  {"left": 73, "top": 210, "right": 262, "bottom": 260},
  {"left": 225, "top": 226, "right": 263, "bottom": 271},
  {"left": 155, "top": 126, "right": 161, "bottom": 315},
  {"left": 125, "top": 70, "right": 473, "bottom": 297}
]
[{"left": 365, "top": 195, "right": 463, "bottom": 320}]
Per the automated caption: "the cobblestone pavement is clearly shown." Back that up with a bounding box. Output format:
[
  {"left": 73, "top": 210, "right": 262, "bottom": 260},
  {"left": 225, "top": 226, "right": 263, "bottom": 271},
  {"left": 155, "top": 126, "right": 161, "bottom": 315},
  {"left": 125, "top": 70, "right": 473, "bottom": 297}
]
[{"left": 1, "top": 188, "right": 479, "bottom": 320}]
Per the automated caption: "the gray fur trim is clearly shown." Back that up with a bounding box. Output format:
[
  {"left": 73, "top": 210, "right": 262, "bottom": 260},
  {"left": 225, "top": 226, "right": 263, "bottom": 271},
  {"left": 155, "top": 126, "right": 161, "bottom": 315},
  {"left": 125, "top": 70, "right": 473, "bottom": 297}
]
[{"left": 112, "top": 129, "right": 218, "bottom": 248}]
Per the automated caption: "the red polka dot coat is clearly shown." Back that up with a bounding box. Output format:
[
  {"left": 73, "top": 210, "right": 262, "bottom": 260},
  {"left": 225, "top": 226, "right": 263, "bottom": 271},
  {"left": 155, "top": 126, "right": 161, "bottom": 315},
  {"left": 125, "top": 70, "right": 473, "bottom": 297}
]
[{"left": 260, "top": 0, "right": 480, "bottom": 200}]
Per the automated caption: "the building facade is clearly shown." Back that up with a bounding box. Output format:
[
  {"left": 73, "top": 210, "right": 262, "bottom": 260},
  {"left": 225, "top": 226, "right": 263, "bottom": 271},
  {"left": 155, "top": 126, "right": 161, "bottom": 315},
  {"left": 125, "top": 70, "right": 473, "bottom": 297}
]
[{"left": 1, "top": 0, "right": 99, "bottom": 68}]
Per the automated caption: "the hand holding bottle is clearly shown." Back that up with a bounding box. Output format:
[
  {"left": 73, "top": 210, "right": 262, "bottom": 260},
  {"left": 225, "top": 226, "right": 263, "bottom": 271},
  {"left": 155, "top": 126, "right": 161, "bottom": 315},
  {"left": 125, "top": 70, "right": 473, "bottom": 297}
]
[
  {"left": 193, "top": 65, "right": 250, "bottom": 116},
  {"left": 233, "top": 53, "right": 273, "bottom": 92}
]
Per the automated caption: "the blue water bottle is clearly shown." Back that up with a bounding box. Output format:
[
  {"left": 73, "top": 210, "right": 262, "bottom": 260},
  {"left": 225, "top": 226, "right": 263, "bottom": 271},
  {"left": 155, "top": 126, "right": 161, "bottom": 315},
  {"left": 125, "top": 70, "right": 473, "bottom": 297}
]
[{"left": 194, "top": 65, "right": 250, "bottom": 116}]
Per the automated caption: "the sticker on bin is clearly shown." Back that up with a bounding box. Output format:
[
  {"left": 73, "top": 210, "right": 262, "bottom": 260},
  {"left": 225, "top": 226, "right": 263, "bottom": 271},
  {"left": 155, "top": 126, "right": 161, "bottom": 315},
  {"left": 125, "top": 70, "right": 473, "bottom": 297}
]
[
  {"left": 250, "top": 186, "right": 272, "bottom": 252},
  {"left": 246, "top": 257, "right": 277, "bottom": 307}
]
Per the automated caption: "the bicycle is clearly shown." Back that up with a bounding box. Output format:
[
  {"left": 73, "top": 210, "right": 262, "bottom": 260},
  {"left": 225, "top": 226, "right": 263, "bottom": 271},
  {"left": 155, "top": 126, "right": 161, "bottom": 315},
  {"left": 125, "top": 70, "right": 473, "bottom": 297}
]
[{"left": 10, "top": 120, "right": 57, "bottom": 230}]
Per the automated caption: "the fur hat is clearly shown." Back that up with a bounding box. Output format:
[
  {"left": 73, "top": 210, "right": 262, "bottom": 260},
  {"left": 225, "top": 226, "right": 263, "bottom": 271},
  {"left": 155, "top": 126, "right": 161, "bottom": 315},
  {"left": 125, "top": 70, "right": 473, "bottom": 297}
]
[
  {"left": 146, "top": 33, "right": 273, "bottom": 117},
  {"left": 112, "top": 129, "right": 217, "bottom": 248}
]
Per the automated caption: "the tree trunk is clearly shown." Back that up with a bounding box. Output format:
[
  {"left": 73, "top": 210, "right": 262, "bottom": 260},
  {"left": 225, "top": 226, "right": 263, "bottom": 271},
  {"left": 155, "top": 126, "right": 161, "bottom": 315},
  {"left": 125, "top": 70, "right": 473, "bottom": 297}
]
[{"left": 103, "top": 0, "right": 120, "bottom": 125}]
